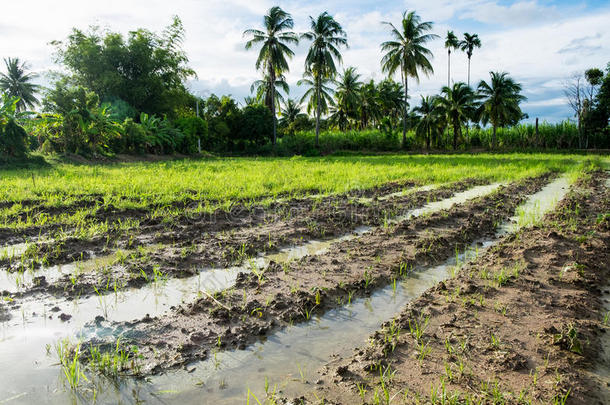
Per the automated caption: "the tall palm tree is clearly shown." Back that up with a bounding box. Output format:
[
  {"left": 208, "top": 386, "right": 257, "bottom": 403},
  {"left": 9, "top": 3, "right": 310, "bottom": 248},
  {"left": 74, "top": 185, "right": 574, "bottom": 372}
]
[
  {"left": 436, "top": 82, "right": 478, "bottom": 150},
  {"left": 381, "top": 11, "right": 438, "bottom": 148},
  {"left": 298, "top": 72, "right": 335, "bottom": 118},
  {"left": 459, "top": 33, "right": 482, "bottom": 87},
  {"left": 413, "top": 95, "right": 440, "bottom": 150},
  {"left": 302, "top": 12, "right": 348, "bottom": 146},
  {"left": 250, "top": 74, "right": 289, "bottom": 112},
  {"left": 244, "top": 6, "right": 298, "bottom": 145},
  {"left": 0, "top": 58, "right": 39, "bottom": 112},
  {"left": 477, "top": 71, "right": 526, "bottom": 149},
  {"left": 444, "top": 31, "right": 459, "bottom": 88},
  {"left": 334, "top": 67, "right": 362, "bottom": 129}
]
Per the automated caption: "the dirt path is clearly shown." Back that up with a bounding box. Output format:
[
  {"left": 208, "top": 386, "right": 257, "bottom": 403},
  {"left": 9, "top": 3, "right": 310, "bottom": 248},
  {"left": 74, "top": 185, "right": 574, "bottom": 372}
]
[
  {"left": 288, "top": 171, "right": 609, "bottom": 404},
  {"left": 82, "top": 175, "right": 551, "bottom": 375}
]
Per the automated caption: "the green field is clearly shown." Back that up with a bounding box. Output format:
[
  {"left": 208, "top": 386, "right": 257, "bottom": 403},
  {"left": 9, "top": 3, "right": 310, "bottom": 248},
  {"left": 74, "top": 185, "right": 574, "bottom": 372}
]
[
  {"left": 0, "top": 153, "right": 602, "bottom": 232},
  {"left": 1, "top": 153, "right": 604, "bottom": 203}
]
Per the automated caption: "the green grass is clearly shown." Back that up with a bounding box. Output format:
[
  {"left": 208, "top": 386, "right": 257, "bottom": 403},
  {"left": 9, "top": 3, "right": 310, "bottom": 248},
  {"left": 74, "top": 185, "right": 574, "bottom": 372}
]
[
  {"left": 0, "top": 154, "right": 602, "bottom": 203},
  {"left": 0, "top": 153, "right": 605, "bottom": 235}
]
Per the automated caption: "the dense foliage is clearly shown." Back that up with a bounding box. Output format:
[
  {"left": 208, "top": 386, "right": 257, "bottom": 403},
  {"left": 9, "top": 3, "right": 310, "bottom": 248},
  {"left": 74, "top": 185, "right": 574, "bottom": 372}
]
[
  {"left": 50, "top": 16, "right": 195, "bottom": 118},
  {"left": 579, "top": 63, "right": 610, "bottom": 147},
  {"left": 0, "top": 9, "right": 608, "bottom": 160},
  {"left": 0, "top": 95, "right": 30, "bottom": 157}
]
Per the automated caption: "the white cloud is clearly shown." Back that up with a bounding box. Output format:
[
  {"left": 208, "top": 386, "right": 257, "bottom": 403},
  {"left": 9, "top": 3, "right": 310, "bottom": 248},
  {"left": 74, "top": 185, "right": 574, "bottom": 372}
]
[{"left": 0, "top": 0, "right": 608, "bottom": 121}]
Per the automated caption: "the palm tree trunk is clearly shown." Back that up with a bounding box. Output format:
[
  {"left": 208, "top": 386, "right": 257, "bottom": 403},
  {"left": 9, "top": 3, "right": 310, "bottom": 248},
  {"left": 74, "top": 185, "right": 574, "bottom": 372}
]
[
  {"left": 467, "top": 57, "right": 471, "bottom": 87},
  {"left": 315, "top": 75, "right": 321, "bottom": 148},
  {"left": 466, "top": 56, "right": 471, "bottom": 140},
  {"left": 448, "top": 50, "right": 451, "bottom": 88},
  {"left": 402, "top": 69, "right": 408, "bottom": 149},
  {"left": 453, "top": 118, "right": 458, "bottom": 150},
  {"left": 426, "top": 126, "right": 430, "bottom": 150},
  {"left": 269, "top": 66, "right": 277, "bottom": 146}
]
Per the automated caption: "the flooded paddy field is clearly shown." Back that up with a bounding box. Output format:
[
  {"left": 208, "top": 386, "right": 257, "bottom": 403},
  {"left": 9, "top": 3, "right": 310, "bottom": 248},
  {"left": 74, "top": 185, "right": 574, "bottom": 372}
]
[{"left": 0, "top": 154, "right": 608, "bottom": 404}]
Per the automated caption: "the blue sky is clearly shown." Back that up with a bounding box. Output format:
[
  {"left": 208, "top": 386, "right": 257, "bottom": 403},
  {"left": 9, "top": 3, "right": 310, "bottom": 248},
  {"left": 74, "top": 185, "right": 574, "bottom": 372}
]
[{"left": 1, "top": 0, "right": 609, "bottom": 122}]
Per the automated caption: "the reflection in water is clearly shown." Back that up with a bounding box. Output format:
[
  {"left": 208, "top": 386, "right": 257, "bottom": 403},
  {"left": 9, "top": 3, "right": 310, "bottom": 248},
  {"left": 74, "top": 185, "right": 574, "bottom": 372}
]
[{"left": 0, "top": 175, "right": 571, "bottom": 404}]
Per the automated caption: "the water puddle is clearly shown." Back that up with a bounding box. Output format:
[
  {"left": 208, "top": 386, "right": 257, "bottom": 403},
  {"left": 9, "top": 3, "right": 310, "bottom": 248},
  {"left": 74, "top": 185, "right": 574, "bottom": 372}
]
[
  {"left": 266, "top": 226, "right": 371, "bottom": 263},
  {"left": 0, "top": 242, "right": 29, "bottom": 259},
  {"left": 0, "top": 254, "right": 117, "bottom": 294},
  {"left": 498, "top": 175, "right": 571, "bottom": 234},
  {"left": 146, "top": 243, "right": 491, "bottom": 404},
  {"left": 357, "top": 183, "right": 439, "bottom": 204},
  {"left": 0, "top": 175, "right": 571, "bottom": 404},
  {"left": 391, "top": 183, "right": 502, "bottom": 223}
]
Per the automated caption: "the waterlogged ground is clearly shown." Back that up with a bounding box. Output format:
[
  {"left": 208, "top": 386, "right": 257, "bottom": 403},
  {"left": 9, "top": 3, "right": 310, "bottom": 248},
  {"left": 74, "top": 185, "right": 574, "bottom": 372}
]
[{"left": 0, "top": 154, "right": 608, "bottom": 404}]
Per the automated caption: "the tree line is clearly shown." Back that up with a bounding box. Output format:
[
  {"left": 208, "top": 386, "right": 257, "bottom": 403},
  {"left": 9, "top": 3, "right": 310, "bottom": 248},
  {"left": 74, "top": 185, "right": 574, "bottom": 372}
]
[{"left": 1, "top": 8, "right": 609, "bottom": 160}]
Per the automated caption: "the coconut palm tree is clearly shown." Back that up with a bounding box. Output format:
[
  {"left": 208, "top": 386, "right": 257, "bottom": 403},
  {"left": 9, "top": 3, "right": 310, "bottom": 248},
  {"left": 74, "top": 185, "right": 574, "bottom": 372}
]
[
  {"left": 244, "top": 96, "right": 257, "bottom": 106},
  {"left": 444, "top": 31, "right": 459, "bottom": 88},
  {"left": 250, "top": 74, "right": 289, "bottom": 112},
  {"left": 477, "top": 71, "right": 526, "bottom": 149},
  {"left": 459, "top": 33, "right": 482, "bottom": 87},
  {"left": 413, "top": 95, "right": 441, "bottom": 150},
  {"left": 244, "top": 6, "right": 298, "bottom": 145},
  {"left": 301, "top": 12, "right": 348, "bottom": 146},
  {"left": 381, "top": 11, "right": 438, "bottom": 148},
  {"left": 436, "top": 82, "right": 478, "bottom": 150},
  {"left": 279, "top": 98, "right": 306, "bottom": 127},
  {"left": 377, "top": 79, "right": 406, "bottom": 128},
  {"left": 298, "top": 72, "right": 335, "bottom": 118},
  {"left": 334, "top": 67, "right": 362, "bottom": 129},
  {"left": 0, "top": 58, "right": 39, "bottom": 112},
  {"left": 358, "top": 80, "right": 381, "bottom": 129}
]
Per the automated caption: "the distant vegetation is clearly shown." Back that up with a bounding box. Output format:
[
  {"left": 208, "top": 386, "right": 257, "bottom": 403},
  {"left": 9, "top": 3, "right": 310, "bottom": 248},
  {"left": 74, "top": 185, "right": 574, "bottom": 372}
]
[{"left": 0, "top": 8, "right": 609, "bottom": 161}]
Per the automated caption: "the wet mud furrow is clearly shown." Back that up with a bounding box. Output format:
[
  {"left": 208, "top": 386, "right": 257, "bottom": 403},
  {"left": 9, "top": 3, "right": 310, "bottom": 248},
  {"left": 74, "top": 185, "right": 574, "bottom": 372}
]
[
  {"left": 0, "top": 179, "right": 421, "bottom": 246},
  {"left": 295, "top": 171, "right": 609, "bottom": 405},
  {"left": 3, "top": 180, "right": 483, "bottom": 299},
  {"left": 86, "top": 174, "right": 552, "bottom": 375}
]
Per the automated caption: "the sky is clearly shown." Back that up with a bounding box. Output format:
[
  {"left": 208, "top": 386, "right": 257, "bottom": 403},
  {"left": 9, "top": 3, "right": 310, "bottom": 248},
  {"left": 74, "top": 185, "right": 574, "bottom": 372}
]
[{"left": 1, "top": 0, "right": 609, "bottom": 122}]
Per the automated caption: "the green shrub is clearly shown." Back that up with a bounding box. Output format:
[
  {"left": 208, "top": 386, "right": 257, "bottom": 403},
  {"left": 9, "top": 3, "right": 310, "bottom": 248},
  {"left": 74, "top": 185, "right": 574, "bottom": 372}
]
[
  {"left": 40, "top": 139, "right": 55, "bottom": 155},
  {"left": 234, "top": 105, "right": 273, "bottom": 150},
  {"left": 174, "top": 116, "right": 208, "bottom": 154},
  {"left": 276, "top": 130, "right": 403, "bottom": 155},
  {"left": 0, "top": 119, "right": 29, "bottom": 157}
]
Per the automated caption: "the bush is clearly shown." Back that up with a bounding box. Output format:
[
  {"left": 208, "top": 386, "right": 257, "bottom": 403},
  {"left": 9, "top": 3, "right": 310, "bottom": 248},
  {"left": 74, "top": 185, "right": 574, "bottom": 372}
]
[
  {"left": 174, "top": 116, "right": 208, "bottom": 154},
  {"left": 0, "top": 119, "right": 29, "bottom": 157},
  {"left": 233, "top": 105, "right": 273, "bottom": 150},
  {"left": 120, "top": 119, "right": 147, "bottom": 154},
  {"left": 40, "top": 139, "right": 55, "bottom": 155},
  {"left": 275, "top": 129, "right": 403, "bottom": 156},
  {"left": 102, "top": 98, "right": 137, "bottom": 122}
]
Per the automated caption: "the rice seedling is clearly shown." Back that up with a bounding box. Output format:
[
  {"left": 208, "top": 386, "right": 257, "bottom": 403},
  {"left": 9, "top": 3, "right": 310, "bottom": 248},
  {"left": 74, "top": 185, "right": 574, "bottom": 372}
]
[
  {"left": 552, "top": 389, "right": 571, "bottom": 405},
  {"left": 416, "top": 341, "right": 431, "bottom": 364},
  {"left": 55, "top": 339, "right": 86, "bottom": 390},
  {"left": 408, "top": 315, "right": 430, "bottom": 342}
]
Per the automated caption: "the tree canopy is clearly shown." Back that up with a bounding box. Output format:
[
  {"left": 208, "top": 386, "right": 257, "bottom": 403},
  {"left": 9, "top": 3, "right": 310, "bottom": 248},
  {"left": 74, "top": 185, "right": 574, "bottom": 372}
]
[{"left": 50, "top": 16, "right": 195, "bottom": 118}]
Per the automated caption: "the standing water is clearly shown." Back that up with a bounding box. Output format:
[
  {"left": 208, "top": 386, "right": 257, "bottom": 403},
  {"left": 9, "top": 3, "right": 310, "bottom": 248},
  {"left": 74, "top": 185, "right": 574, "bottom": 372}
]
[{"left": 0, "top": 176, "right": 569, "bottom": 404}]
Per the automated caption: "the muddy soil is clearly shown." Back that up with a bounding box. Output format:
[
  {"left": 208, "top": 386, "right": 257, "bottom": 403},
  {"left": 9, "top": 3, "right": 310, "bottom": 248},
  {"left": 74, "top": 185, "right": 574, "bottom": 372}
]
[
  {"left": 82, "top": 174, "right": 552, "bottom": 375},
  {"left": 5, "top": 180, "right": 483, "bottom": 299},
  {"left": 287, "top": 172, "right": 609, "bottom": 404},
  {"left": 0, "top": 179, "right": 422, "bottom": 246},
  {"left": 0, "top": 178, "right": 433, "bottom": 267}
]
